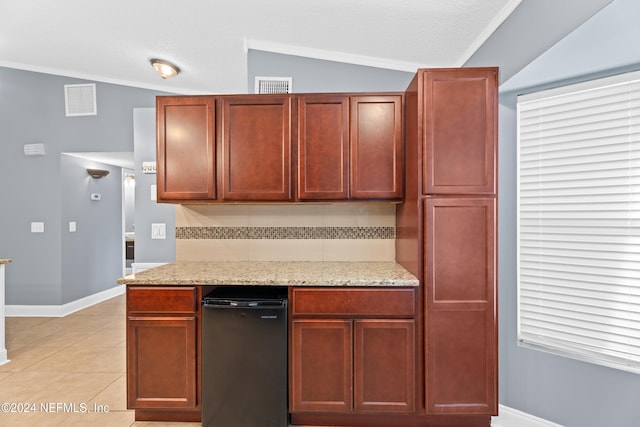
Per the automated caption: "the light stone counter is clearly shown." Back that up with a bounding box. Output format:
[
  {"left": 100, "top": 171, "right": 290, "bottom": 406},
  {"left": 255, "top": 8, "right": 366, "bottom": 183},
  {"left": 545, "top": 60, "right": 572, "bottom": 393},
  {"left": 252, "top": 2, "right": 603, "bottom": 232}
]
[
  {"left": 1, "top": 259, "right": 11, "bottom": 366},
  {"left": 118, "top": 261, "right": 419, "bottom": 287}
]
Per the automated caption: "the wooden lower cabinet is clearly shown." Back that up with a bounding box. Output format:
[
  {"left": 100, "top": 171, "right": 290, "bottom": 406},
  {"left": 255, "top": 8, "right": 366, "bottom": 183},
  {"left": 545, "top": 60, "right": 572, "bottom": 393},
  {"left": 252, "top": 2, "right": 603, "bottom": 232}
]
[
  {"left": 291, "top": 318, "right": 415, "bottom": 415},
  {"left": 126, "top": 286, "right": 201, "bottom": 422},
  {"left": 354, "top": 319, "right": 415, "bottom": 413},
  {"left": 291, "top": 319, "right": 353, "bottom": 412},
  {"left": 125, "top": 285, "right": 494, "bottom": 426},
  {"left": 290, "top": 288, "right": 416, "bottom": 417},
  {"left": 127, "top": 316, "right": 197, "bottom": 409},
  {"left": 424, "top": 198, "right": 497, "bottom": 414}
]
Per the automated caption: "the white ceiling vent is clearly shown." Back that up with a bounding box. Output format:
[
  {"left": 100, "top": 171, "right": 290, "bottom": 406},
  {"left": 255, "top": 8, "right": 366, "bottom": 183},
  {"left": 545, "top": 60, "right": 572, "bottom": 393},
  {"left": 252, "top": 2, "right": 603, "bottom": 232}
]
[
  {"left": 64, "top": 83, "right": 97, "bottom": 116},
  {"left": 255, "top": 77, "right": 292, "bottom": 94}
]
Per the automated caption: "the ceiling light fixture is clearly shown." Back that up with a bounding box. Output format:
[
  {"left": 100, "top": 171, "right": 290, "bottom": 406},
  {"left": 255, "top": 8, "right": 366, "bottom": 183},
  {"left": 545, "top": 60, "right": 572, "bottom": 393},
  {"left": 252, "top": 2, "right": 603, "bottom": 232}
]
[
  {"left": 150, "top": 58, "right": 180, "bottom": 79},
  {"left": 87, "top": 168, "right": 110, "bottom": 179}
]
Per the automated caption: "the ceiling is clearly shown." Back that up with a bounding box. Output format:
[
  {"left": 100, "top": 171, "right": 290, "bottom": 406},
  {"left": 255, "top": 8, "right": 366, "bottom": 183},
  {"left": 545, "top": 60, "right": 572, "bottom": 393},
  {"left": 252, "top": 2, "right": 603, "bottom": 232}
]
[
  {"left": 1, "top": 0, "right": 525, "bottom": 94},
  {"left": 63, "top": 152, "right": 135, "bottom": 170},
  {"left": 2, "top": 0, "right": 614, "bottom": 171}
]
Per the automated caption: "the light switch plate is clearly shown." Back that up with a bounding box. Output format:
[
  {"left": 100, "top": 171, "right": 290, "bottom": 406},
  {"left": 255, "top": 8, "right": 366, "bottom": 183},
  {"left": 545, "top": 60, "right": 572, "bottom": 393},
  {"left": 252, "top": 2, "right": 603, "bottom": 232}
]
[
  {"left": 69, "top": 221, "right": 77, "bottom": 232},
  {"left": 151, "top": 223, "right": 166, "bottom": 240},
  {"left": 31, "top": 222, "right": 45, "bottom": 233},
  {"left": 150, "top": 185, "right": 157, "bottom": 201}
]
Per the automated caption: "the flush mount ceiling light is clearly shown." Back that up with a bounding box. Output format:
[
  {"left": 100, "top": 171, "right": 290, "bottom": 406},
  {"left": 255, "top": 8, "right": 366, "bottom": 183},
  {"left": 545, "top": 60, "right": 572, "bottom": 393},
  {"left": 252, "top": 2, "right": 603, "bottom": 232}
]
[
  {"left": 87, "top": 168, "right": 110, "bottom": 179},
  {"left": 150, "top": 58, "right": 180, "bottom": 79}
]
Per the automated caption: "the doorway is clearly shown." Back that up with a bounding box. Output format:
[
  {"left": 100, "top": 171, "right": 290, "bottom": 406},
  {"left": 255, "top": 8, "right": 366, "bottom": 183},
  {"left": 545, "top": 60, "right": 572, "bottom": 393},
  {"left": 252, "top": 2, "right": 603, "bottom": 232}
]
[
  {"left": 62, "top": 151, "right": 135, "bottom": 277},
  {"left": 123, "top": 170, "right": 135, "bottom": 275}
]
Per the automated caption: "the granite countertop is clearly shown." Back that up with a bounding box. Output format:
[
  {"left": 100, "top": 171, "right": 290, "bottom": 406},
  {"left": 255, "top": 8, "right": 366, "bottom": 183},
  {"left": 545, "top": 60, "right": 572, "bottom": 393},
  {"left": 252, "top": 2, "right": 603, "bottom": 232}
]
[
  {"left": 118, "top": 261, "right": 419, "bottom": 287},
  {"left": 0, "top": 259, "right": 11, "bottom": 265}
]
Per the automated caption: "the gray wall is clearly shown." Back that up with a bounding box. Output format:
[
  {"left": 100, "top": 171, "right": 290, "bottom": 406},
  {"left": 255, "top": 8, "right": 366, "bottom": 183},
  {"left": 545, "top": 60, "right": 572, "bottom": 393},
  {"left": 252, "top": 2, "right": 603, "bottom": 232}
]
[
  {"left": 133, "top": 108, "right": 176, "bottom": 264},
  {"left": 498, "top": 0, "right": 640, "bottom": 425},
  {"left": 60, "top": 155, "right": 122, "bottom": 303},
  {"left": 464, "top": 0, "right": 613, "bottom": 84},
  {"left": 0, "top": 67, "right": 164, "bottom": 305},
  {"left": 248, "top": 50, "right": 414, "bottom": 93},
  {"left": 0, "top": 57, "right": 410, "bottom": 306}
]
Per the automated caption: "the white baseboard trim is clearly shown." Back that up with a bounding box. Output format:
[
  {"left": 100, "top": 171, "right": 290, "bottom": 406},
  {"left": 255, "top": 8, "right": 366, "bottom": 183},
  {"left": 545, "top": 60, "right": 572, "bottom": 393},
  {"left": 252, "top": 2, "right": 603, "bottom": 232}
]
[
  {"left": 5, "top": 285, "right": 125, "bottom": 317},
  {"left": 131, "top": 262, "right": 166, "bottom": 273},
  {"left": 0, "top": 349, "right": 8, "bottom": 366},
  {"left": 493, "top": 405, "right": 565, "bottom": 427}
]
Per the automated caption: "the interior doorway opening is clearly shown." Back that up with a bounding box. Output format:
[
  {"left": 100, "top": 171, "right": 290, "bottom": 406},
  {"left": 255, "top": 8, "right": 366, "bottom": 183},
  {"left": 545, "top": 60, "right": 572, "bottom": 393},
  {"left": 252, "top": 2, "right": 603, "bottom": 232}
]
[{"left": 123, "top": 170, "right": 135, "bottom": 275}]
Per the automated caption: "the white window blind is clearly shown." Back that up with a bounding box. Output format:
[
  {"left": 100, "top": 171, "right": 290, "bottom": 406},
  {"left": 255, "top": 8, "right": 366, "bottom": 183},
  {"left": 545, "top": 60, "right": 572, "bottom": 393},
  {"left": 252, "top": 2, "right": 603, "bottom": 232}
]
[{"left": 517, "top": 70, "right": 640, "bottom": 373}]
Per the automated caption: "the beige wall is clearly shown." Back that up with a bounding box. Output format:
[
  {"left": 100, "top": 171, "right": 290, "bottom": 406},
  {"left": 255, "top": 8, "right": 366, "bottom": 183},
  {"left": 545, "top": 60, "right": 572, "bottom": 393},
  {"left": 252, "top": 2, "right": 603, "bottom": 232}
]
[{"left": 175, "top": 204, "right": 396, "bottom": 261}]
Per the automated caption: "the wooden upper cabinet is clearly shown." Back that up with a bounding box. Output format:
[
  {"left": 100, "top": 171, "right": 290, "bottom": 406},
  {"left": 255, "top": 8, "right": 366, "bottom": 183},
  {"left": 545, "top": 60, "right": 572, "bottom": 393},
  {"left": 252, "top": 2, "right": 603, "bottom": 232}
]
[
  {"left": 351, "top": 95, "right": 403, "bottom": 200},
  {"left": 156, "top": 92, "right": 403, "bottom": 203},
  {"left": 298, "top": 94, "right": 402, "bottom": 201},
  {"left": 297, "top": 95, "right": 349, "bottom": 200},
  {"left": 422, "top": 69, "right": 497, "bottom": 195},
  {"left": 221, "top": 95, "right": 293, "bottom": 201},
  {"left": 156, "top": 96, "right": 216, "bottom": 201}
]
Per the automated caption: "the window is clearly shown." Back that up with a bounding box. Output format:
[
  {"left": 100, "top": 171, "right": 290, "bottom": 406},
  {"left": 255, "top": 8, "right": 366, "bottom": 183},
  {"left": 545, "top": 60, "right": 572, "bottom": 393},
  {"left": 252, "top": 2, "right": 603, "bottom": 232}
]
[{"left": 517, "top": 70, "right": 640, "bottom": 373}]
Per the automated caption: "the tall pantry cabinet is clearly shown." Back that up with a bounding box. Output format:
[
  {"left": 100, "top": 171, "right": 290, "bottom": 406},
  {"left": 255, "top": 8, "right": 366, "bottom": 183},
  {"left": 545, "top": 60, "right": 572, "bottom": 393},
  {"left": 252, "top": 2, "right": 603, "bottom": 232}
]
[{"left": 396, "top": 68, "right": 498, "bottom": 419}]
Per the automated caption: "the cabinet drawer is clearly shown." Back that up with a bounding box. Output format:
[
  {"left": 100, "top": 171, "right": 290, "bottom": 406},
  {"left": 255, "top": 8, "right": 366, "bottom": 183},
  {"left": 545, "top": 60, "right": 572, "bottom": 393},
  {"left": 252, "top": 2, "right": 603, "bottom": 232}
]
[
  {"left": 127, "top": 287, "right": 197, "bottom": 313},
  {"left": 291, "top": 288, "right": 415, "bottom": 317}
]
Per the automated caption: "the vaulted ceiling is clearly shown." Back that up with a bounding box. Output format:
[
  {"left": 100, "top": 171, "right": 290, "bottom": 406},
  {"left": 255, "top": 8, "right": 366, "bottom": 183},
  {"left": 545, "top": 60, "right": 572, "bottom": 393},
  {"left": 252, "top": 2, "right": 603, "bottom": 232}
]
[{"left": 0, "top": 0, "right": 613, "bottom": 94}]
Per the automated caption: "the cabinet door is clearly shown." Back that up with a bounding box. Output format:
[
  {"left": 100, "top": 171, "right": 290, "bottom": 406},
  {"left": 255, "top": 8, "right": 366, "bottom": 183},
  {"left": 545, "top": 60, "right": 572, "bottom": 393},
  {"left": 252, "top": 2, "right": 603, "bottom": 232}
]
[
  {"left": 156, "top": 96, "right": 216, "bottom": 201},
  {"left": 350, "top": 95, "right": 403, "bottom": 200},
  {"left": 423, "top": 198, "right": 497, "bottom": 415},
  {"left": 127, "top": 316, "right": 197, "bottom": 409},
  {"left": 297, "top": 95, "right": 349, "bottom": 200},
  {"left": 354, "top": 319, "right": 415, "bottom": 413},
  {"left": 422, "top": 69, "right": 497, "bottom": 195},
  {"left": 290, "top": 319, "right": 352, "bottom": 412},
  {"left": 221, "top": 95, "right": 292, "bottom": 201}
]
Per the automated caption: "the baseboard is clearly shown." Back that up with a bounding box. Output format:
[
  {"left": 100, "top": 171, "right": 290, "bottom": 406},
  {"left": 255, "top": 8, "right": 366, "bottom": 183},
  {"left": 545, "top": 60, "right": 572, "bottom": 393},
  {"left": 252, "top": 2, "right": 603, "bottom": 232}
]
[
  {"left": 493, "top": 405, "right": 565, "bottom": 427},
  {"left": 0, "top": 349, "right": 8, "bottom": 366},
  {"left": 131, "top": 262, "right": 166, "bottom": 273},
  {"left": 5, "top": 285, "right": 125, "bottom": 317}
]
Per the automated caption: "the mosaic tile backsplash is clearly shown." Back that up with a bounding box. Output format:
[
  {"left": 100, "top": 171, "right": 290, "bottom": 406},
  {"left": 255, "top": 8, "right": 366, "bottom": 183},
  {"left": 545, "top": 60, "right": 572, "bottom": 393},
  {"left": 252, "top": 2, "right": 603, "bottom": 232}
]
[
  {"left": 176, "top": 226, "right": 395, "bottom": 240},
  {"left": 174, "top": 204, "right": 396, "bottom": 261}
]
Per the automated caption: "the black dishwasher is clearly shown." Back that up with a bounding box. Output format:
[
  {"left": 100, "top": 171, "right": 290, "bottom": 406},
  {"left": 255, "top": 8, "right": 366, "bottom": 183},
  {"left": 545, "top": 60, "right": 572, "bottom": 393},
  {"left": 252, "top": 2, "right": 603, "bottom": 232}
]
[{"left": 202, "top": 287, "right": 288, "bottom": 427}]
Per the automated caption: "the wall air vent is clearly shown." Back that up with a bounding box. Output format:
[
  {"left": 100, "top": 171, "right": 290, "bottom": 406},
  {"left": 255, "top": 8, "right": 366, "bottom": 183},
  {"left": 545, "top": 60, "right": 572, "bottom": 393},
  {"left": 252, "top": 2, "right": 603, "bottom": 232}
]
[
  {"left": 64, "top": 83, "right": 97, "bottom": 116},
  {"left": 255, "top": 77, "right": 292, "bottom": 94}
]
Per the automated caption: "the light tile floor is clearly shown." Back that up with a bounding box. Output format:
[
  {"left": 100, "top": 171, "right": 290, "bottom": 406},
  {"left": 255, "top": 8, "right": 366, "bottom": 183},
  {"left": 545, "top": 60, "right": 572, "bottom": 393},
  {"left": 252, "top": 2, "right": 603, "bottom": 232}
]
[{"left": 0, "top": 294, "right": 200, "bottom": 427}]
